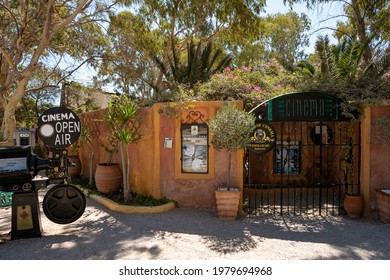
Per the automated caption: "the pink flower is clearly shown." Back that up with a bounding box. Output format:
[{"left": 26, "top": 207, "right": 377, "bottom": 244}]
[
  {"left": 253, "top": 87, "right": 260, "bottom": 92},
  {"left": 224, "top": 67, "right": 231, "bottom": 72},
  {"left": 263, "top": 90, "right": 267, "bottom": 94},
  {"left": 277, "top": 84, "right": 283, "bottom": 88},
  {"left": 227, "top": 73, "right": 233, "bottom": 78},
  {"left": 256, "top": 95, "right": 262, "bottom": 99}
]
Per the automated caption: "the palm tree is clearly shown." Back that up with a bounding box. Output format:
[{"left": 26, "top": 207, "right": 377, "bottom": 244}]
[
  {"left": 315, "top": 35, "right": 389, "bottom": 94},
  {"left": 154, "top": 39, "right": 232, "bottom": 90}
]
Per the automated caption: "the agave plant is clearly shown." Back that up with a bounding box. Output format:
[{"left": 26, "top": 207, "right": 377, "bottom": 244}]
[{"left": 154, "top": 39, "right": 232, "bottom": 90}]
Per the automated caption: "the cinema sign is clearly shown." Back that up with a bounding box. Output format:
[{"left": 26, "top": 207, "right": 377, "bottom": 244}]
[
  {"left": 38, "top": 107, "right": 81, "bottom": 148},
  {"left": 267, "top": 92, "right": 343, "bottom": 121}
]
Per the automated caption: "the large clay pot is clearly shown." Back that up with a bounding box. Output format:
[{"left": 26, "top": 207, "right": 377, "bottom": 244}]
[
  {"left": 376, "top": 188, "right": 390, "bottom": 223},
  {"left": 215, "top": 189, "right": 241, "bottom": 220},
  {"left": 68, "top": 155, "right": 82, "bottom": 178},
  {"left": 95, "top": 163, "right": 122, "bottom": 195},
  {"left": 343, "top": 195, "right": 364, "bottom": 218}
]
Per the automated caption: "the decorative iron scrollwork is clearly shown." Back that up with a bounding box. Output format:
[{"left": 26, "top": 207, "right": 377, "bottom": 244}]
[{"left": 182, "top": 111, "right": 207, "bottom": 124}]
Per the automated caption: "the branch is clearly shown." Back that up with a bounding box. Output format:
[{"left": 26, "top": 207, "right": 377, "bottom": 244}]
[
  {"left": 0, "top": 47, "right": 15, "bottom": 69},
  {"left": 57, "top": 56, "right": 99, "bottom": 84},
  {"left": 52, "top": 0, "right": 93, "bottom": 35},
  {"left": 311, "top": 26, "right": 353, "bottom": 40},
  {"left": 0, "top": 2, "right": 20, "bottom": 34},
  {"left": 25, "top": 84, "right": 59, "bottom": 94}
]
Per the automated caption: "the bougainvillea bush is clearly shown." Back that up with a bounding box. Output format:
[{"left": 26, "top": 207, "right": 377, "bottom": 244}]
[{"left": 194, "top": 62, "right": 308, "bottom": 111}]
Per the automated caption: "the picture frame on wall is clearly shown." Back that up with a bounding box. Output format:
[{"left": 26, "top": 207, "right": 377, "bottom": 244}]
[{"left": 181, "top": 124, "right": 209, "bottom": 174}]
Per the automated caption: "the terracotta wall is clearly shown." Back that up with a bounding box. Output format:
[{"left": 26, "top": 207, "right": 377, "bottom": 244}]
[
  {"left": 361, "top": 101, "right": 390, "bottom": 215},
  {"left": 78, "top": 101, "right": 243, "bottom": 209}
]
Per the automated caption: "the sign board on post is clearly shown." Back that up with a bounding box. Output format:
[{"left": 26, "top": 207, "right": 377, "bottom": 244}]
[
  {"left": 38, "top": 107, "right": 81, "bottom": 148},
  {"left": 248, "top": 121, "right": 276, "bottom": 154}
]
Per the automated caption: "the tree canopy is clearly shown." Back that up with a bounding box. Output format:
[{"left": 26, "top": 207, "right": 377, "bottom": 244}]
[
  {"left": 0, "top": 0, "right": 115, "bottom": 143},
  {"left": 1, "top": 0, "right": 389, "bottom": 142}
]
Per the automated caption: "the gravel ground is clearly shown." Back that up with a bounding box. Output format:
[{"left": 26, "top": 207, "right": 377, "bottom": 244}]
[{"left": 1, "top": 189, "right": 390, "bottom": 260}]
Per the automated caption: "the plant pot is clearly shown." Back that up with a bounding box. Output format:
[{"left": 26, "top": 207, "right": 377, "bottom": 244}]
[
  {"left": 215, "top": 189, "right": 241, "bottom": 220},
  {"left": 95, "top": 163, "right": 122, "bottom": 195},
  {"left": 68, "top": 155, "right": 82, "bottom": 178},
  {"left": 343, "top": 194, "right": 364, "bottom": 218},
  {"left": 376, "top": 188, "right": 390, "bottom": 223}
]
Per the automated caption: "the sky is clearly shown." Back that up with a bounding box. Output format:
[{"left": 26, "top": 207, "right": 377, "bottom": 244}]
[
  {"left": 264, "top": 0, "right": 345, "bottom": 52},
  {"left": 73, "top": 0, "right": 345, "bottom": 89}
]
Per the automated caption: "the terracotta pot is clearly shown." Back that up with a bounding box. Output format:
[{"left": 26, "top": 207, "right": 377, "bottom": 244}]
[
  {"left": 68, "top": 155, "right": 82, "bottom": 178},
  {"left": 376, "top": 188, "right": 390, "bottom": 223},
  {"left": 343, "top": 195, "right": 364, "bottom": 218},
  {"left": 215, "top": 189, "right": 241, "bottom": 220},
  {"left": 95, "top": 163, "right": 122, "bottom": 195}
]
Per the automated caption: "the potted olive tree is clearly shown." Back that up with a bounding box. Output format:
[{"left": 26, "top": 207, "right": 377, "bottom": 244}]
[
  {"left": 96, "top": 95, "right": 142, "bottom": 200},
  {"left": 208, "top": 102, "right": 256, "bottom": 220}
]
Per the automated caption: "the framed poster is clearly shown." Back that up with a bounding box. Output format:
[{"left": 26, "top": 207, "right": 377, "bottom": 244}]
[
  {"left": 274, "top": 141, "right": 300, "bottom": 175},
  {"left": 181, "top": 124, "right": 208, "bottom": 174}
]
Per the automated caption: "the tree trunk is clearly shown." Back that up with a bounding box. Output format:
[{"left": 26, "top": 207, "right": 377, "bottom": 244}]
[
  {"left": 1, "top": 77, "right": 29, "bottom": 144},
  {"left": 350, "top": 0, "right": 372, "bottom": 65},
  {"left": 121, "top": 143, "right": 132, "bottom": 201},
  {"left": 227, "top": 150, "right": 232, "bottom": 190}
]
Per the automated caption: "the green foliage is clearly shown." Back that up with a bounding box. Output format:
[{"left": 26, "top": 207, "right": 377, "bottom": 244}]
[
  {"left": 97, "top": 95, "right": 142, "bottom": 164},
  {"left": 208, "top": 103, "right": 256, "bottom": 152},
  {"left": 306, "top": 34, "right": 390, "bottom": 116},
  {"left": 109, "top": 192, "right": 172, "bottom": 207},
  {"left": 262, "top": 12, "right": 311, "bottom": 69},
  {"left": 104, "top": 95, "right": 142, "bottom": 145},
  {"left": 0, "top": 0, "right": 114, "bottom": 142},
  {"left": 97, "top": 0, "right": 267, "bottom": 99},
  {"left": 97, "top": 94, "right": 142, "bottom": 201},
  {"left": 155, "top": 39, "right": 233, "bottom": 90},
  {"left": 208, "top": 102, "right": 256, "bottom": 188},
  {"left": 195, "top": 64, "right": 308, "bottom": 111},
  {"left": 76, "top": 177, "right": 173, "bottom": 207}
]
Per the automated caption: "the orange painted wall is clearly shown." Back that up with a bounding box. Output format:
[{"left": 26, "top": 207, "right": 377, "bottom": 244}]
[
  {"left": 361, "top": 102, "right": 390, "bottom": 215},
  {"left": 78, "top": 101, "right": 243, "bottom": 209}
]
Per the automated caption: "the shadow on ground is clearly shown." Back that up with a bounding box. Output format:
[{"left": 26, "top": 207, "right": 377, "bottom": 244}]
[{"left": 1, "top": 193, "right": 390, "bottom": 260}]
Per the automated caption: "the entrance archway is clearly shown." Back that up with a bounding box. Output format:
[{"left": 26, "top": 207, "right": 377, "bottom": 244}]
[{"left": 244, "top": 92, "right": 360, "bottom": 216}]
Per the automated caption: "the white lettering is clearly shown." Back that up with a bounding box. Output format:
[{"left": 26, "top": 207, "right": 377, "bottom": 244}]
[
  {"left": 54, "top": 134, "right": 72, "bottom": 145},
  {"left": 41, "top": 112, "right": 76, "bottom": 122},
  {"left": 54, "top": 121, "right": 80, "bottom": 133}
]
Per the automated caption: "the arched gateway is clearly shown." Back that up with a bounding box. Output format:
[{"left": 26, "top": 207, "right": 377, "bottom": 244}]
[{"left": 244, "top": 92, "right": 360, "bottom": 216}]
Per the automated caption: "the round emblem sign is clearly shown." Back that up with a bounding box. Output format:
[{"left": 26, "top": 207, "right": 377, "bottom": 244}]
[
  {"left": 38, "top": 107, "right": 81, "bottom": 148},
  {"left": 248, "top": 121, "right": 276, "bottom": 154}
]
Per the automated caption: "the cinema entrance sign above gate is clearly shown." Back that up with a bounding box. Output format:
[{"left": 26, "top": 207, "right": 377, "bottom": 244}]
[{"left": 266, "top": 92, "right": 345, "bottom": 122}]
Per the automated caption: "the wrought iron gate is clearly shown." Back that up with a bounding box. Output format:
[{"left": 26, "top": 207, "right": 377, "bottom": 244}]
[
  {"left": 243, "top": 92, "right": 361, "bottom": 216},
  {"left": 244, "top": 121, "right": 360, "bottom": 216}
]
